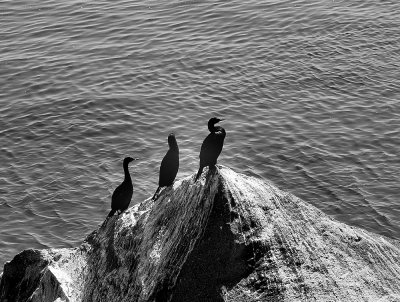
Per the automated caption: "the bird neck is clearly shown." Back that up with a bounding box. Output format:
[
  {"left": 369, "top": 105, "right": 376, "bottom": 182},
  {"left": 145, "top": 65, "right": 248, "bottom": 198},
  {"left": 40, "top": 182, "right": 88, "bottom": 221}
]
[
  {"left": 123, "top": 163, "right": 132, "bottom": 182},
  {"left": 208, "top": 122, "right": 217, "bottom": 132},
  {"left": 209, "top": 123, "right": 224, "bottom": 134},
  {"left": 169, "top": 141, "right": 179, "bottom": 151}
]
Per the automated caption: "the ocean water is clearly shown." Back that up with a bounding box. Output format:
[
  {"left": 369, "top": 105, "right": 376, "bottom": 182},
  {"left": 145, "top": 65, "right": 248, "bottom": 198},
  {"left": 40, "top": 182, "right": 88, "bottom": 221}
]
[{"left": 1, "top": 0, "right": 400, "bottom": 267}]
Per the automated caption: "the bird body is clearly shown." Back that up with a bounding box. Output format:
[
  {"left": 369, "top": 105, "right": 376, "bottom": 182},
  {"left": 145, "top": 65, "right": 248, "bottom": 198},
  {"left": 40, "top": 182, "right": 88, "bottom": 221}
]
[
  {"left": 108, "top": 157, "right": 137, "bottom": 217},
  {"left": 195, "top": 118, "right": 226, "bottom": 181},
  {"left": 153, "top": 134, "right": 179, "bottom": 200}
]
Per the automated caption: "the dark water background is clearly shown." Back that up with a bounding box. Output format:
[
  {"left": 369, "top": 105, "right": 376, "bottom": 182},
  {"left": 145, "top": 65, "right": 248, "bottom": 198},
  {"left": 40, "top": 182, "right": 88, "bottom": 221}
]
[{"left": 1, "top": 0, "right": 400, "bottom": 267}]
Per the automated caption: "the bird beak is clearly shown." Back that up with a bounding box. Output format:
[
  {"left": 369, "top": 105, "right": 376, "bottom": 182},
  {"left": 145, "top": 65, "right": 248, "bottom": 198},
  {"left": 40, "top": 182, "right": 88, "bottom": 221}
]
[{"left": 133, "top": 158, "right": 139, "bottom": 161}]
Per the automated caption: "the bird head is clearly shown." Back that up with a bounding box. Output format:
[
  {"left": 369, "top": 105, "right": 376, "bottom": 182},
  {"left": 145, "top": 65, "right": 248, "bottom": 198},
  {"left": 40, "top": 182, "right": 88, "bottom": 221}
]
[
  {"left": 124, "top": 157, "right": 139, "bottom": 165},
  {"left": 208, "top": 117, "right": 224, "bottom": 131},
  {"left": 168, "top": 133, "right": 178, "bottom": 149},
  {"left": 209, "top": 117, "right": 224, "bottom": 125}
]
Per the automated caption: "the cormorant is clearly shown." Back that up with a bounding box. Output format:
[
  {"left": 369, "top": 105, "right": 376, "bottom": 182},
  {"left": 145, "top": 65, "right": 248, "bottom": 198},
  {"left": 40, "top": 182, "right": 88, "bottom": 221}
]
[
  {"left": 107, "top": 157, "right": 138, "bottom": 217},
  {"left": 152, "top": 133, "right": 179, "bottom": 200},
  {"left": 195, "top": 117, "right": 226, "bottom": 181}
]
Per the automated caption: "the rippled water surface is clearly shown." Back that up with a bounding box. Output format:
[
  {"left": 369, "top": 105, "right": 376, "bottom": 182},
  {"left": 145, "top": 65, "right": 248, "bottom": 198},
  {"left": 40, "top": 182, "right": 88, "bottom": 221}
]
[{"left": 1, "top": 0, "right": 400, "bottom": 266}]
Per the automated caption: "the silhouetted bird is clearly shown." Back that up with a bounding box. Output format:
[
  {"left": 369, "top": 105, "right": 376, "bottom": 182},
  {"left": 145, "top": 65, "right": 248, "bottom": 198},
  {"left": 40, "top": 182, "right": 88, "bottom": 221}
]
[
  {"left": 153, "top": 133, "right": 179, "bottom": 200},
  {"left": 195, "top": 117, "right": 226, "bottom": 181},
  {"left": 108, "top": 157, "right": 138, "bottom": 217}
]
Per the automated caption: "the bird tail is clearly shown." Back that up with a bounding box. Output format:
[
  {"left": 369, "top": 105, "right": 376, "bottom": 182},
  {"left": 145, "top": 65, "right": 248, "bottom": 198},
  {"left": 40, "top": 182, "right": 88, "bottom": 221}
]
[
  {"left": 195, "top": 166, "right": 203, "bottom": 181},
  {"left": 152, "top": 187, "right": 161, "bottom": 200},
  {"left": 100, "top": 209, "right": 116, "bottom": 228},
  {"left": 107, "top": 209, "right": 116, "bottom": 218}
]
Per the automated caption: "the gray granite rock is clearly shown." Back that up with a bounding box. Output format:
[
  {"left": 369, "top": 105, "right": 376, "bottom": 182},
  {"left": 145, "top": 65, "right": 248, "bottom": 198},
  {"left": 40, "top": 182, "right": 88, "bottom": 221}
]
[{"left": 1, "top": 166, "right": 400, "bottom": 301}]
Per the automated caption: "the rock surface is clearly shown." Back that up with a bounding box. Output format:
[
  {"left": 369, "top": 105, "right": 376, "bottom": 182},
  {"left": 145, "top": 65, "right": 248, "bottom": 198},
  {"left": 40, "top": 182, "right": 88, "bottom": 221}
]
[{"left": 1, "top": 166, "right": 400, "bottom": 302}]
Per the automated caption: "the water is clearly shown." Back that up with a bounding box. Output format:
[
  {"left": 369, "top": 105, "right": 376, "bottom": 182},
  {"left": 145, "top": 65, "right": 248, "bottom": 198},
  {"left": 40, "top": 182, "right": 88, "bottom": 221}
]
[{"left": 1, "top": 0, "right": 400, "bottom": 267}]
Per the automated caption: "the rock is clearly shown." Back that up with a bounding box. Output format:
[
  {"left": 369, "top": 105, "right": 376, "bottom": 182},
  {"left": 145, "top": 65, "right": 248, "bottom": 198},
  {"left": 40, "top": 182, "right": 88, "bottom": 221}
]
[{"left": 1, "top": 165, "right": 400, "bottom": 302}]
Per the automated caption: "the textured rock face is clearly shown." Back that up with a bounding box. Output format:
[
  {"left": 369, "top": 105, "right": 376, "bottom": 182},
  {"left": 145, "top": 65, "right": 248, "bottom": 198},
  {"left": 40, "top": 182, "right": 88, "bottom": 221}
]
[{"left": 1, "top": 166, "right": 400, "bottom": 302}]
